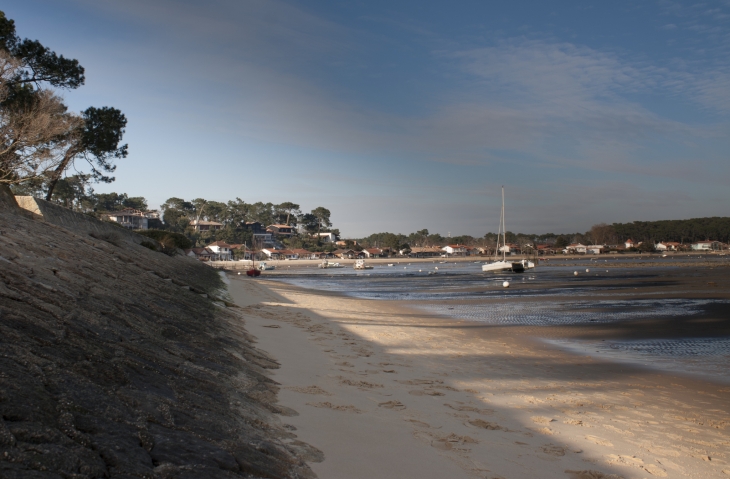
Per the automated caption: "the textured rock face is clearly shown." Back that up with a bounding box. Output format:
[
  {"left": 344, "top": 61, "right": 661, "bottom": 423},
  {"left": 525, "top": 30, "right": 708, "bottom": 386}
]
[{"left": 0, "top": 207, "right": 316, "bottom": 478}]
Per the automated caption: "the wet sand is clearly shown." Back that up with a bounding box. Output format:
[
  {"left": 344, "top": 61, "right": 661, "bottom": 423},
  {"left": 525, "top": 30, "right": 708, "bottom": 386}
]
[{"left": 227, "top": 266, "right": 730, "bottom": 478}]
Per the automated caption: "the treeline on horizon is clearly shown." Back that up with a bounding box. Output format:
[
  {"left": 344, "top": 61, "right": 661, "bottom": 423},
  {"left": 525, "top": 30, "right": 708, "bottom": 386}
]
[
  {"left": 16, "top": 176, "right": 730, "bottom": 250},
  {"left": 355, "top": 217, "right": 730, "bottom": 250}
]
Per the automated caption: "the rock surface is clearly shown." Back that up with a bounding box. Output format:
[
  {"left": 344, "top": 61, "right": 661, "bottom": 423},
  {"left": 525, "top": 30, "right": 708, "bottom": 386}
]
[{"left": 0, "top": 198, "right": 316, "bottom": 478}]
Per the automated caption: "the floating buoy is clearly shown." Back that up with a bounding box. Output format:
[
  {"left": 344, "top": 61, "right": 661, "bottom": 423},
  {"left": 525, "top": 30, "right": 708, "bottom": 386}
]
[
  {"left": 586, "top": 269, "right": 590, "bottom": 273},
  {"left": 419, "top": 269, "right": 422, "bottom": 272},
  {"left": 503, "top": 281, "right": 510, "bottom": 288},
  {"left": 435, "top": 267, "right": 439, "bottom": 270},
  {"left": 237, "top": 272, "right": 241, "bottom": 275},
  {"left": 574, "top": 271, "right": 578, "bottom": 276}
]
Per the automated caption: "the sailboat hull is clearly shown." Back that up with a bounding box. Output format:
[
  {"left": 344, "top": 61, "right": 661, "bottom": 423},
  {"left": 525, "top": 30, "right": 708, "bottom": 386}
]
[{"left": 481, "top": 261, "right": 513, "bottom": 272}]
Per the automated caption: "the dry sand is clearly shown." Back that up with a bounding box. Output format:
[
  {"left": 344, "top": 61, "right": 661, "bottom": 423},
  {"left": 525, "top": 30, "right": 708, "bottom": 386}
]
[{"left": 227, "top": 274, "right": 730, "bottom": 479}]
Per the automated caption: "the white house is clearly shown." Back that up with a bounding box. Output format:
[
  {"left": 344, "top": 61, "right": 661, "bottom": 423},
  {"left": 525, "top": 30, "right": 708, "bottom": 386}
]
[
  {"left": 563, "top": 243, "right": 588, "bottom": 254},
  {"left": 586, "top": 245, "right": 604, "bottom": 254},
  {"left": 105, "top": 209, "right": 148, "bottom": 229},
  {"left": 317, "top": 232, "right": 337, "bottom": 243},
  {"left": 362, "top": 248, "right": 384, "bottom": 258},
  {"left": 267, "top": 224, "right": 294, "bottom": 237},
  {"left": 691, "top": 241, "right": 720, "bottom": 251},
  {"left": 442, "top": 244, "right": 468, "bottom": 256},
  {"left": 498, "top": 243, "right": 521, "bottom": 254},
  {"left": 261, "top": 248, "right": 299, "bottom": 259},
  {"left": 190, "top": 220, "right": 224, "bottom": 231},
  {"left": 656, "top": 242, "right": 681, "bottom": 251},
  {"left": 206, "top": 241, "right": 233, "bottom": 261}
]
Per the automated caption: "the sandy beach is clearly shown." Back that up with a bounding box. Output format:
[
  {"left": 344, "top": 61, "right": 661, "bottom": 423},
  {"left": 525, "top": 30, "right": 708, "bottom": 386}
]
[{"left": 227, "top": 264, "right": 730, "bottom": 479}]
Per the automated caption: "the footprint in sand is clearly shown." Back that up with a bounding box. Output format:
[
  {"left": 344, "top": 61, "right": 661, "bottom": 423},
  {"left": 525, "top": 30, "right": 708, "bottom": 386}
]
[
  {"left": 409, "top": 389, "right": 445, "bottom": 396},
  {"left": 287, "top": 385, "right": 331, "bottom": 396},
  {"left": 585, "top": 435, "right": 613, "bottom": 447},
  {"left": 306, "top": 402, "right": 361, "bottom": 413},
  {"left": 262, "top": 324, "right": 281, "bottom": 328},
  {"left": 338, "top": 377, "right": 384, "bottom": 389},
  {"left": 445, "top": 403, "right": 494, "bottom": 415},
  {"left": 541, "top": 444, "right": 566, "bottom": 456},
  {"left": 565, "top": 470, "right": 624, "bottom": 479},
  {"left": 431, "top": 433, "right": 479, "bottom": 451},
  {"left": 468, "top": 419, "right": 504, "bottom": 430},
  {"left": 405, "top": 418, "right": 431, "bottom": 428},
  {"left": 378, "top": 400, "right": 406, "bottom": 410},
  {"left": 531, "top": 416, "right": 556, "bottom": 425},
  {"left": 397, "top": 379, "right": 444, "bottom": 386}
]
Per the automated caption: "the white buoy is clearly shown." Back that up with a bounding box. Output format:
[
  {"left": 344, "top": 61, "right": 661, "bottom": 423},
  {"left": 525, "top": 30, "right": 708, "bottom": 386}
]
[
  {"left": 503, "top": 281, "right": 510, "bottom": 288},
  {"left": 419, "top": 269, "right": 422, "bottom": 272},
  {"left": 574, "top": 271, "right": 578, "bottom": 276},
  {"left": 237, "top": 272, "right": 241, "bottom": 275},
  {"left": 435, "top": 267, "right": 438, "bottom": 270},
  {"left": 586, "top": 269, "right": 590, "bottom": 273}
]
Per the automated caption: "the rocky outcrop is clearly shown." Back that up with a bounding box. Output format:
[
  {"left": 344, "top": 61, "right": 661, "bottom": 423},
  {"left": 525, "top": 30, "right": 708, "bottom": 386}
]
[
  {"left": 15, "top": 196, "right": 147, "bottom": 246},
  {"left": 0, "top": 202, "right": 317, "bottom": 478}
]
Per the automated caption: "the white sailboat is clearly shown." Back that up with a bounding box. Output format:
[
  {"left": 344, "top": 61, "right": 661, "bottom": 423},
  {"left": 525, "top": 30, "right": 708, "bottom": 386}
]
[{"left": 482, "top": 186, "right": 535, "bottom": 273}]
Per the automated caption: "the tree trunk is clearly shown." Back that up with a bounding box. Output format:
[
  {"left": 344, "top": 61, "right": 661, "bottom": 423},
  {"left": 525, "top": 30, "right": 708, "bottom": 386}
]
[{"left": 45, "top": 148, "right": 77, "bottom": 201}]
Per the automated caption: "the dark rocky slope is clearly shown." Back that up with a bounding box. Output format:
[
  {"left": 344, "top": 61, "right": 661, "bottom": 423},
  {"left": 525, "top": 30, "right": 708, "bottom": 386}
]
[{"left": 0, "top": 197, "right": 317, "bottom": 478}]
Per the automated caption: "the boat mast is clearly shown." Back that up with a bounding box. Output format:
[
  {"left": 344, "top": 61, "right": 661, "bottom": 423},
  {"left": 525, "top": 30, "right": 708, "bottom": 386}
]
[
  {"left": 494, "top": 195, "right": 503, "bottom": 262},
  {"left": 502, "top": 185, "right": 507, "bottom": 261}
]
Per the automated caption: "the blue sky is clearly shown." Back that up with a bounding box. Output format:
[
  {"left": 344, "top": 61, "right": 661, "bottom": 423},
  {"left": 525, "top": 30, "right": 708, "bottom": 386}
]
[{"left": 5, "top": 1, "right": 729, "bottom": 236}]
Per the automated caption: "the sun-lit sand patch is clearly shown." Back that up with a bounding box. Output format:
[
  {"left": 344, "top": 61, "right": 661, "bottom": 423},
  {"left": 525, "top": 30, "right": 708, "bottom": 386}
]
[{"left": 231, "top": 264, "right": 730, "bottom": 479}]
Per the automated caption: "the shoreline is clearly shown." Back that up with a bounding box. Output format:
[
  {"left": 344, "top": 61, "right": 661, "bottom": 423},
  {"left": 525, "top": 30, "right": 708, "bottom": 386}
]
[
  {"left": 210, "top": 252, "right": 730, "bottom": 272},
  {"left": 228, "top": 272, "right": 730, "bottom": 478}
]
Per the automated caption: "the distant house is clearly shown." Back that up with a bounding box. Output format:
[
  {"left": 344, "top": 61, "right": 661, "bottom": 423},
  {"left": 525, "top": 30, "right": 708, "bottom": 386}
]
[
  {"left": 409, "top": 247, "right": 442, "bottom": 258},
  {"left": 190, "top": 220, "right": 223, "bottom": 232},
  {"left": 656, "top": 242, "right": 681, "bottom": 251},
  {"left": 536, "top": 244, "right": 557, "bottom": 255},
  {"left": 442, "top": 244, "right": 468, "bottom": 256},
  {"left": 333, "top": 249, "right": 355, "bottom": 259},
  {"left": 624, "top": 239, "right": 640, "bottom": 249},
  {"left": 188, "top": 247, "right": 216, "bottom": 261},
  {"left": 362, "top": 248, "right": 384, "bottom": 258},
  {"left": 267, "top": 224, "right": 294, "bottom": 237},
  {"left": 586, "top": 245, "right": 604, "bottom": 255},
  {"left": 336, "top": 240, "right": 358, "bottom": 247},
  {"left": 105, "top": 208, "right": 148, "bottom": 230},
  {"left": 691, "top": 241, "right": 720, "bottom": 251},
  {"left": 290, "top": 248, "right": 315, "bottom": 259},
  {"left": 563, "top": 243, "right": 588, "bottom": 254},
  {"left": 206, "top": 241, "right": 233, "bottom": 261},
  {"left": 261, "top": 248, "right": 299, "bottom": 260},
  {"left": 245, "top": 222, "right": 273, "bottom": 245},
  {"left": 317, "top": 232, "right": 338, "bottom": 243},
  {"left": 498, "top": 243, "right": 521, "bottom": 255}
]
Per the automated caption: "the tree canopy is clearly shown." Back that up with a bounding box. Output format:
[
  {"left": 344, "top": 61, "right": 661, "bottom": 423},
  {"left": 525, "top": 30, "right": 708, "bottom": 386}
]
[{"left": 0, "top": 10, "right": 127, "bottom": 195}]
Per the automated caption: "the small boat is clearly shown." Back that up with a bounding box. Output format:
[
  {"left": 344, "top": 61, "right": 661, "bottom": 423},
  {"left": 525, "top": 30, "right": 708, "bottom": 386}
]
[
  {"left": 245, "top": 242, "right": 261, "bottom": 276},
  {"left": 353, "top": 259, "right": 373, "bottom": 270},
  {"left": 258, "top": 262, "right": 275, "bottom": 271},
  {"left": 482, "top": 187, "right": 535, "bottom": 274},
  {"left": 318, "top": 260, "right": 343, "bottom": 269}
]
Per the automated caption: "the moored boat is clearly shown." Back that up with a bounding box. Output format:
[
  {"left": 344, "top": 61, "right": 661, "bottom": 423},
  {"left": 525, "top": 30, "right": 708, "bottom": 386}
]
[
  {"left": 482, "top": 187, "right": 535, "bottom": 273},
  {"left": 353, "top": 259, "right": 373, "bottom": 270}
]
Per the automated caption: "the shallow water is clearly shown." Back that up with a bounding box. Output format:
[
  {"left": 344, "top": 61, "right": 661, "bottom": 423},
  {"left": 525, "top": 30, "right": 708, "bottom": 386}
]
[
  {"left": 414, "top": 298, "right": 725, "bottom": 326},
  {"left": 264, "top": 261, "right": 730, "bottom": 382},
  {"left": 545, "top": 337, "right": 730, "bottom": 384}
]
